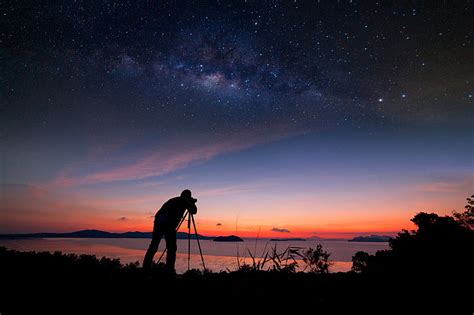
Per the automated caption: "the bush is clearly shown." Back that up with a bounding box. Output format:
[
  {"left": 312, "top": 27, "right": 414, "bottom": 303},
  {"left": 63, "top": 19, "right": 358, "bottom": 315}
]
[
  {"left": 351, "top": 196, "right": 474, "bottom": 275},
  {"left": 299, "top": 244, "right": 332, "bottom": 273}
]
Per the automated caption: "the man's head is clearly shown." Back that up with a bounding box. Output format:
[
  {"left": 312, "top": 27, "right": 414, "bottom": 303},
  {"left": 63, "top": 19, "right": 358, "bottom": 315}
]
[{"left": 181, "top": 189, "right": 197, "bottom": 203}]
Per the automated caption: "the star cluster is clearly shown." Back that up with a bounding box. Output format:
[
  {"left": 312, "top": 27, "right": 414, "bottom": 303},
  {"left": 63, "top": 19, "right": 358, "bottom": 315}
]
[{"left": 1, "top": 1, "right": 473, "bottom": 159}]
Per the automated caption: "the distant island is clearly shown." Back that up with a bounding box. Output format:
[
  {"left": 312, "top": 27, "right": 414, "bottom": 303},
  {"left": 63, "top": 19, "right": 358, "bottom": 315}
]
[
  {"left": 213, "top": 235, "right": 243, "bottom": 242},
  {"left": 348, "top": 235, "right": 391, "bottom": 242},
  {"left": 270, "top": 238, "right": 306, "bottom": 241},
  {"left": 0, "top": 229, "right": 213, "bottom": 240}
]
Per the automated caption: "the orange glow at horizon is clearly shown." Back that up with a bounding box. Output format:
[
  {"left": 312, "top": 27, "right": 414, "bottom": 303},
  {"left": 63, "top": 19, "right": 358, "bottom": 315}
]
[{"left": 1, "top": 176, "right": 470, "bottom": 238}]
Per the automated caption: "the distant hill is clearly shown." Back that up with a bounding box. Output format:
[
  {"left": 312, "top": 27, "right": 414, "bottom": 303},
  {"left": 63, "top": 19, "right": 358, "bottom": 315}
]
[
  {"left": 269, "top": 238, "right": 306, "bottom": 241},
  {"left": 348, "top": 235, "right": 391, "bottom": 242},
  {"left": 0, "top": 229, "right": 213, "bottom": 240},
  {"left": 213, "top": 235, "right": 243, "bottom": 242}
]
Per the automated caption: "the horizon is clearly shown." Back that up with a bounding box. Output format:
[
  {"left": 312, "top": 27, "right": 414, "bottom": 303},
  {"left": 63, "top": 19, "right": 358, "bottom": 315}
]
[
  {"left": 1, "top": 2, "right": 472, "bottom": 239},
  {"left": 0, "top": 227, "right": 397, "bottom": 239}
]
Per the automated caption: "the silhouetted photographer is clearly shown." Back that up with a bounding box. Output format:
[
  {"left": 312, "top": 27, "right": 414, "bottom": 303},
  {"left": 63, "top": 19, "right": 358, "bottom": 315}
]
[{"left": 143, "top": 189, "right": 197, "bottom": 272}]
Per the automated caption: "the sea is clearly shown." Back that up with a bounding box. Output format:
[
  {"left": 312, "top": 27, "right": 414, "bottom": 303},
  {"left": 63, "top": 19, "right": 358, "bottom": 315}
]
[{"left": 0, "top": 238, "right": 389, "bottom": 273}]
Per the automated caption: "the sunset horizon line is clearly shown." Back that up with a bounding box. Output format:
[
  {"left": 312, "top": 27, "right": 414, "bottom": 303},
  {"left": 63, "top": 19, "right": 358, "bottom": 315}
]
[{"left": 0, "top": 225, "right": 405, "bottom": 239}]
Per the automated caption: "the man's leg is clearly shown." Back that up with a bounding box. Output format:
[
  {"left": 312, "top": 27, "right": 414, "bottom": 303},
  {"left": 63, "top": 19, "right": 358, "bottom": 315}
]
[
  {"left": 143, "top": 220, "right": 164, "bottom": 269},
  {"left": 164, "top": 230, "right": 177, "bottom": 272}
]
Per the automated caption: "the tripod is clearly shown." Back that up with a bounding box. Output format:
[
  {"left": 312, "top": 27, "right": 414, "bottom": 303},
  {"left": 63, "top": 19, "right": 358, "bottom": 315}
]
[{"left": 156, "top": 211, "right": 206, "bottom": 271}]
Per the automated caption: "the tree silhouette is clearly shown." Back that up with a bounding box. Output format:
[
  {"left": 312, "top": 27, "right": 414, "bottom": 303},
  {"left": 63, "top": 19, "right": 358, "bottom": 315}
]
[
  {"left": 453, "top": 194, "right": 474, "bottom": 229},
  {"left": 300, "top": 244, "right": 332, "bottom": 273},
  {"left": 351, "top": 195, "right": 474, "bottom": 274},
  {"left": 351, "top": 251, "right": 369, "bottom": 273}
]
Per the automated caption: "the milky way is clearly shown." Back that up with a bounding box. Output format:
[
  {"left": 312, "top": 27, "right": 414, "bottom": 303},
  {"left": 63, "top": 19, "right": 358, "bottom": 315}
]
[
  {"left": 1, "top": 1, "right": 473, "bottom": 171},
  {"left": 3, "top": 1, "right": 472, "bottom": 142}
]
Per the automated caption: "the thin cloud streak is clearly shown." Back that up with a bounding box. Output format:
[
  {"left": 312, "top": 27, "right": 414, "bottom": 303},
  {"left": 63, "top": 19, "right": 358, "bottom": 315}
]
[
  {"left": 272, "top": 227, "right": 291, "bottom": 233},
  {"left": 50, "top": 130, "right": 303, "bottom": 187},
  {"left": 197, "top": 183, "right": 271, "bottom": 197},
  {"left": 416, "top": 174, "right": 473, "bottom": 193}
]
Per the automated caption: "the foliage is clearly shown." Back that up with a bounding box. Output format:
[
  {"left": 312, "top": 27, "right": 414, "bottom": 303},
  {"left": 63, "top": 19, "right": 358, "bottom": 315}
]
[
  {"left": 351, "top": 251, "right": 370, "bottom": 273},
  {"left": 234, "top": 244, "right": 331, "bottom": 273},
  {"left": 351, "top": 195, "right": 474, "bottom": 274},
  {"left": 2, "top": 198, "right": 473, "bottom": 314},
  {"left": 234, "top": 244, "right": 295, "bottom": 272},
  {"left": 296, "top": 244, "right": 332, "bottom": 273},
  {"left": 453, "top": 194, "right": 474, "bottom": 229},
  {"left": 267, "top": 245, "right": 300, "bottom": 273}
]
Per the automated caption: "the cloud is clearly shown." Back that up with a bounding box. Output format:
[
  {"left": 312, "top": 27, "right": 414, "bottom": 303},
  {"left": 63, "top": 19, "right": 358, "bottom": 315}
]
[
  {"left": 118, "top": 217, "right": 128, "bottom": 221},
  {"left": 416, "top": 174, "right": 474, "bottom": 192},
  {"left": 418, "top": 182, "right": 458, "bottom": 192},
  {"left": 50, "top": 129, "right": 303, "bottom": 187},
  {"left": 52, "top": 141, "right": 247, "bottom": 186},
  {"left": 197, "top": 183, "right": 270, "bottom": 197},
  {"left": 216, "top": 223, "right": 222, "bottom": 226},
  {"left": 271, "top": 227, "right": 290, "bottom": 233}
]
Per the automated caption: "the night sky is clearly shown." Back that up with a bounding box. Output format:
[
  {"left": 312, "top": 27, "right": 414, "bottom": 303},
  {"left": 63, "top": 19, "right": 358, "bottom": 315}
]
[{"left": 1, "top": 1, "right": 473, "bottom": 237}]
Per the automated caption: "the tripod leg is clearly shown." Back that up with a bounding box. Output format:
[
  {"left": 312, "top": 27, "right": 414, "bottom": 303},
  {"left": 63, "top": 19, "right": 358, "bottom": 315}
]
[
  {"left": 156, "top": 246, "right": 167, "bottom": 264},
  {"left": 187, "top": 211, "right": 191, "bottom": 271},
  {"left": 156, "top": 211, "right": 188, "bottom": 264},
  {"left": 191, "top": 214, "right": 206, "bottom": 270},
  {"left": 178, "top": 210, "right": 189, "bottom": 231}
]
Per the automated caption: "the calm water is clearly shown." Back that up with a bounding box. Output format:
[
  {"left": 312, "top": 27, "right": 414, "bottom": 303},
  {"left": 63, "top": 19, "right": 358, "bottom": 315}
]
[{"left": 0, "top": 238, "right": 389, "bottom": 273}]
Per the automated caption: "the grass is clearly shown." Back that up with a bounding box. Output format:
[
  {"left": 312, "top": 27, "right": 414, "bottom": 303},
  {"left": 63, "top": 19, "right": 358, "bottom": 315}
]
[
  {"left": 0, "top": 246, "right": 470, "bottom": 314},
  {"left": 233, "top": 243, "right": 330, "bottom": 273}
]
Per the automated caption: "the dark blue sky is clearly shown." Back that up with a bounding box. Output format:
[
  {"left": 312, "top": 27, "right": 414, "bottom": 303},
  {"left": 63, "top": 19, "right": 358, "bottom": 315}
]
[{"left": 1, "top": 1, "right": 472, "bottom": 235}]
